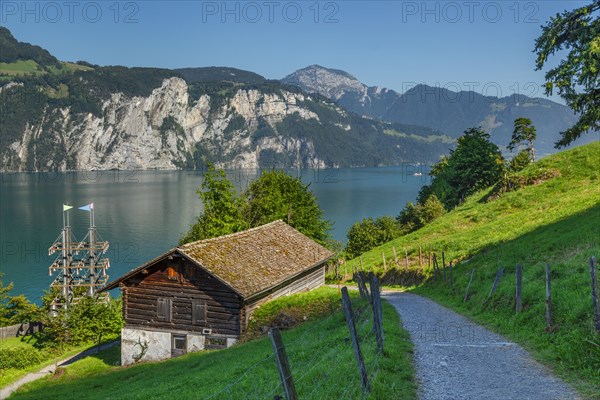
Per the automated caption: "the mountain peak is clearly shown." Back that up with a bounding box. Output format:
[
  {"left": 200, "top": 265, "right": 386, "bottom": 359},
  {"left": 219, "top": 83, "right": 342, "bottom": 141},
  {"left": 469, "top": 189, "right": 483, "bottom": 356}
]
[
  {"left": 300, "top": 64, "right": 358, "bottom": 80},
  {"left": 282, "top": 65, "right": 366, "bottom": 100}
]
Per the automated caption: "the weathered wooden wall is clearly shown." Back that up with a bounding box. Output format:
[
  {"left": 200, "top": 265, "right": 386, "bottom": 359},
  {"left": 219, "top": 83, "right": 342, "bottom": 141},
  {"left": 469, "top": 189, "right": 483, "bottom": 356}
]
[
  {"left": 123, "top": 258, "right": 326, "bottom": 339},
  {"left": 123, "top": 259, "right": 242, "bottom": 336}
]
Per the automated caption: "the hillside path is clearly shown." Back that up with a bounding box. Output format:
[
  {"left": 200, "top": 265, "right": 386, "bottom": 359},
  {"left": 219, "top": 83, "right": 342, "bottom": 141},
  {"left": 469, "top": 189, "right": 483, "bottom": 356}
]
[
  {"left": 383, "top": 292, "right": 580, "bottom": 400},
  {"left": 0, "top": 340, "right": 118, "bottom": 399}
]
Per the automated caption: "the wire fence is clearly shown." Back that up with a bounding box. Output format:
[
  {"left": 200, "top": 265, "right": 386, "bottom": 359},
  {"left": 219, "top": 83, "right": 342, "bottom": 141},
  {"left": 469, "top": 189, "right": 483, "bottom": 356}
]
[{"left": 201, "top": 281, "right": 384, "bottom": 400}]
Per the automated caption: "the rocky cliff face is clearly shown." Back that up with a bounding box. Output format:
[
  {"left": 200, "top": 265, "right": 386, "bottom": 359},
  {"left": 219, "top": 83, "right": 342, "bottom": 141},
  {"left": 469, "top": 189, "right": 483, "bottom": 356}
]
[
  {"left": 3, "top": 73, "right": 454, "bottom": 172},
  {"left": 3, "top": 78, "right": 328, "bottom": 171}
]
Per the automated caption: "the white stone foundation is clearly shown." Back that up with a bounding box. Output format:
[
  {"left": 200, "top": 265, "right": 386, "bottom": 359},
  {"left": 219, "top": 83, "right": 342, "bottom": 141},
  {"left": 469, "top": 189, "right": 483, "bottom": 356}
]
[
  {"left": 121, "top": 328, "right": 172, "bottom": 366},
  {"left": 120, "top": 328, "right": 236, "bottom": 366},
  {"left": 187, "top": 334, "right": 205, "bottom": 353}
]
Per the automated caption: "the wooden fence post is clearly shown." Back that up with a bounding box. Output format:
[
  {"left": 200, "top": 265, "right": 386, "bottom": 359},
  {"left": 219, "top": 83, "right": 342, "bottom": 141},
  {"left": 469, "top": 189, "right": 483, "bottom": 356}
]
[
  {"left": 545, "top": 263, "right": 552, "bottom": 330},
  {"left": 382, "top": 252, "right": 387, "bottom": 272},
  {"left": 355, "top": 272, "right": 370, "bottom": 300},
  {"left": 360, "top": 256, "right": 364, "bottom": 272},
  {"left": 404, "top": 248, "right": 409, "bottom": 269},
  {"left": 393, "top": 247, "right": 398, "bottom": 265},
  {"left": 269, "top": 328, "right": 298, "bottom": 400},
  {"left": 484, "top": 267, "right": 505, "bottom": 307},
  {"left": 590, "top": 256, "right": 600, "bottom": 333},
  {"left": 341, "top": 287, "right": 370, "bottom": 395},
  {"left": 432, "top": 253, "right": 438, "bottom": 280},
  {"left": 354, "top": 273, "right": 364, "bottom": 299},
  {"left": 369, "top": 275, "right": 384, "bottom": 352},
  {"left": 464, "top": 269, "right": 475, "bottom": 302},
  {"left": 442, "top": 251, "right": 447, "bottom": 283},
  {"left": 419, "top": 245, "right": 423, "bottom": 268},
  {"left": 449, "top": 261, "right": 454, "bottom": 289},
  {"left": 428, "top": 246, "right": 432, "bottom": 271},
  {"left": 515, "top": 264, "right": 523, "bottom": 314}
]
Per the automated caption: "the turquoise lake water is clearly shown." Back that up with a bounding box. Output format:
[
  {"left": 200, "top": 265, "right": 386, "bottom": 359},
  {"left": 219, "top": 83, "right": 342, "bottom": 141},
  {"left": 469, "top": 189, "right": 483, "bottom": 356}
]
[{"left": 0, "top": 167, "right": 430, "bottom": 301}]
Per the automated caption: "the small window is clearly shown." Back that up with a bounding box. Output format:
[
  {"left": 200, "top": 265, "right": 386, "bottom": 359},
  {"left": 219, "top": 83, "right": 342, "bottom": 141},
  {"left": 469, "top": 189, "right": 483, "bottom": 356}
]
[
  {"left": 166, "top": 266, "right": 178, "bottom": 280},
  {"left": 205, "top": 337, "right": 227, "bottom": 350},
  {"left": 172, "top": 334, "right": 187, "bottom": 357},
  {"left": 192, "top": 300, "right": 207, "bottom": 325},
  {"left": 173, "top": 334, "right": 187, "bottom": 350},
  {"left": 157, "top": 298, "right": 172, "bottom": 322}
]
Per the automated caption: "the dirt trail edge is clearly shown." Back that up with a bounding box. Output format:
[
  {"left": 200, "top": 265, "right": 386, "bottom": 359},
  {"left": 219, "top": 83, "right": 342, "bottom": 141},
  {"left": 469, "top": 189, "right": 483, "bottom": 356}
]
[
  {"left": 383, "top": 292, "right": 580, "bottom": 400},
  {"left": 0, "top": 340, "right": 119, "bottom": 399}
]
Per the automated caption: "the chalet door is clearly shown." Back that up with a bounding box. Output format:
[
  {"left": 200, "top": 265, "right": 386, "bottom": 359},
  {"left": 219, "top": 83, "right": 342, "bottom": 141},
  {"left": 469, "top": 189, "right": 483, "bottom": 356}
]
[{"left": 171, "top": 334, "right": 187, "bottom": 358}]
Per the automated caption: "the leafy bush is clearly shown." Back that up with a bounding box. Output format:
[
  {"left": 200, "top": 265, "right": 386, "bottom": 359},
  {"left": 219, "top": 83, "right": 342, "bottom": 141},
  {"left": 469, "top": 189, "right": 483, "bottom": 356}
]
[
  {"left": 490, "top": 165, "right": 561, "bottom": 200},
  {"left": 179, "top": 165, "right": 248, "bottom": 244},
  {"left": 397, "top": 195, "right": 446, "bottom": 233},
  {"left": 509, "top": 150, "right": 532, "bottom": 172},
  {"left": 346, "top": 216, "right": 402, "bottom": 258},
  {"left": 38, "top": 296, "right": 124, "bottom": 347},
  {"left": 0, "top": 346, "right": 50, "bottom": 370},
  {"left": 346, "top": 218, "right": 381, "bottom": 258},
  {"left": 1, "top": 274, "right": 39, "bottom": 326}
]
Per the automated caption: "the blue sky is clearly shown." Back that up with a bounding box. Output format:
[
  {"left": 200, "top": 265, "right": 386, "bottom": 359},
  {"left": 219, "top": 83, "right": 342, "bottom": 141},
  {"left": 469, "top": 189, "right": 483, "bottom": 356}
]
[{"left": 1, "top": 1, "right": 585, "bottom": 101}]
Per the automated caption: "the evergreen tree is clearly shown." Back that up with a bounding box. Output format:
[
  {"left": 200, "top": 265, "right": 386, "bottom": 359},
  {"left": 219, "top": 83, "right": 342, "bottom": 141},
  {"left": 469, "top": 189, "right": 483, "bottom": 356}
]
[
  {"left": 534, "top": 1, "right": 600, "bottom": 147},
  {"left": 509, "top": 118, "right": 537, "bottom": 161}
]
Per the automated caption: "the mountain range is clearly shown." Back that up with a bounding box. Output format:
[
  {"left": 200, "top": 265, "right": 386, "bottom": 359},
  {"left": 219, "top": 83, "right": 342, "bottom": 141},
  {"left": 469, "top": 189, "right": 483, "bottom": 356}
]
[
  {"left": 282, "top": 65, "right": 589, "bottom": 154},
  {"left": 0, "top": 28, "right": 592, "bottom": 172}
]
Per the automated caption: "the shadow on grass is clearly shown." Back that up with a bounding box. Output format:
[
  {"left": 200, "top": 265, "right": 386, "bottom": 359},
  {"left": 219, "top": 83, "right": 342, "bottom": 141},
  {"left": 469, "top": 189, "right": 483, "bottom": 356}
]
[{"left": 59, "top": 340, "right": 120, "bottom": 367}]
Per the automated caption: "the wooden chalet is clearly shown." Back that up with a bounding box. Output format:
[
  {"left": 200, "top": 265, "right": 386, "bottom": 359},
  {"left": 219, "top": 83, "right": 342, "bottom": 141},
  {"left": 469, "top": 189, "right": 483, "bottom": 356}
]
[{"left": 101, "top": 220, "right": 333, "bottom": 365}]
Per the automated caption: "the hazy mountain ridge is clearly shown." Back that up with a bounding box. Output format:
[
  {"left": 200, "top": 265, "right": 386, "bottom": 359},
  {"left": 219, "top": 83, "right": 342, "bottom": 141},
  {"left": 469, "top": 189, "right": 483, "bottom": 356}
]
[{"left": 282, "top": 65, "right": 592, "bottom": 154}]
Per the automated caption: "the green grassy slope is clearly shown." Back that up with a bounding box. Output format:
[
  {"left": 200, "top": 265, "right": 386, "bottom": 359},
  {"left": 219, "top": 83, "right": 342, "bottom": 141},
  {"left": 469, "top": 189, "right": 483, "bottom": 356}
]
[
  {"left": 342, "top": 141, "right": 600, "bottom": 398},
  {"left": 8, "top": 287, "right": 416, "bottom": 400},
  {"left": 0, "top": 337, "right": 96, "bottom": 388},
  {"left": 344, "top": 141, "right": 599, "bottom": 280},
  {"left": 0, "top": 60, "right": 92, "bottom": 78}
]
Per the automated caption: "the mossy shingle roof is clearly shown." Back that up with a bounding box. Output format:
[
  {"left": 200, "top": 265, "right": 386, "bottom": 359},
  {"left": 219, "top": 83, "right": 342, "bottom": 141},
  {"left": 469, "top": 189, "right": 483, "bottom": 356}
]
[{"left": 102, "top": 220, "right": 334, "bottom": 299}]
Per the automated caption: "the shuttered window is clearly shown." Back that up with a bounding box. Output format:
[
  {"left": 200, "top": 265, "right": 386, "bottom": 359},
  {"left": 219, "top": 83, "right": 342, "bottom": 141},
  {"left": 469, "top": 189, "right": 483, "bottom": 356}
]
[
  {"left": 157, "top": 298, "right": 172, "bottom": 322},
  {"left": 192, "top": 300, "right": 206, "bottom": 325}
]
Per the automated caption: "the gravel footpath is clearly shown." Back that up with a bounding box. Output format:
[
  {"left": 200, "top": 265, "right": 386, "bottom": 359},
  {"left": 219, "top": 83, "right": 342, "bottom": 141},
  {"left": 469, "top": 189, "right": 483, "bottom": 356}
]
[
  {"left": 0, "top": 340, "right": 119, "bottom": 399},
  {"left": 383, "top": 292, "right": 580, "bottom": 400}
]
